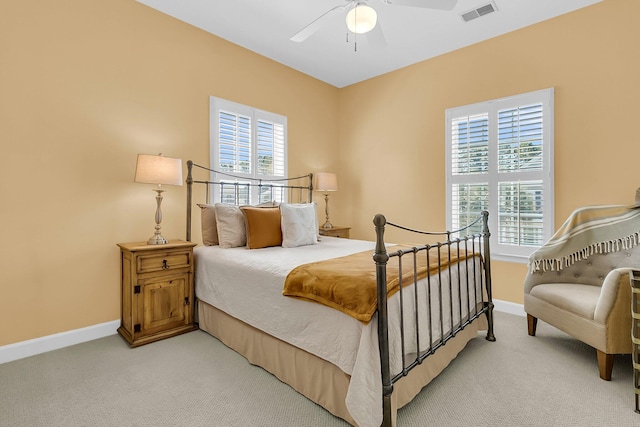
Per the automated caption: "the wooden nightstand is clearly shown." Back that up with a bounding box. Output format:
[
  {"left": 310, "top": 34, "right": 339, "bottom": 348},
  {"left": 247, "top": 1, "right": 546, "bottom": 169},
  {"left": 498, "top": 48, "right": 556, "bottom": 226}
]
[
  {"left": 318, "top": 226, "right": 350, "bottom": 239},
  {"left": 117, "top": 240, "right": 197, "bottom": 347}
]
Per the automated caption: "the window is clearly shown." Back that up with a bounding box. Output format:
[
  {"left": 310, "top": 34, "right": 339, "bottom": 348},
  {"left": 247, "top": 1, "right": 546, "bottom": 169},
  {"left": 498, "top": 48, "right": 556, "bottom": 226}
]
[
  {"left": 445, "top": 88, "right": 554, "bottom": 261},
  {"left": 210, "top": 97, "right": 287, "bottom": 205}
]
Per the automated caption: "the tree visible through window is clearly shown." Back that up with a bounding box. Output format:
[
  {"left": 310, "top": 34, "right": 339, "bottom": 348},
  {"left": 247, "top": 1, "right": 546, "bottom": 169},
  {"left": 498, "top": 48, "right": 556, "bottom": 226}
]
[{"left": 446, "top": 88, "right": 554, "bottom": 261}]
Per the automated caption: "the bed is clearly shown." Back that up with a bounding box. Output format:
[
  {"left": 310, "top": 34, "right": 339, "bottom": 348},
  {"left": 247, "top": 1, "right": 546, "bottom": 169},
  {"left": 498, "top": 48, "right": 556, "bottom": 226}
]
[{"left": 185, "top": 161, "right": 496, "bottom": 427}]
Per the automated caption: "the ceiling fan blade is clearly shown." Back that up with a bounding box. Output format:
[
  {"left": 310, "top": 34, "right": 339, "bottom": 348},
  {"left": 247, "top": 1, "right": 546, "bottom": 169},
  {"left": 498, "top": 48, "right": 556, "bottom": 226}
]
[
  {"left": 367, "top": 22, "right": 387, "bottom": 50},
  {"left": 381, "top": 0, "right": 458, "bottom": 10},
  {"left": 290, "top": 4, "right": 349, "bottom": 43}
]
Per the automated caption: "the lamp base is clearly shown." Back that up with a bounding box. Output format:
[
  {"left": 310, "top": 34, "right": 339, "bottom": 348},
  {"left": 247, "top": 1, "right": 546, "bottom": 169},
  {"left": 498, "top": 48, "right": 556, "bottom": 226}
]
[
  {"left": 147, "top": 233, "right": 168, "bottom": 245},
  {"left": 147, "top": 188, "right": 168, "bottom": 245},
  {"left": 322, "top": 193, "right": 333, "bottom": 230}
]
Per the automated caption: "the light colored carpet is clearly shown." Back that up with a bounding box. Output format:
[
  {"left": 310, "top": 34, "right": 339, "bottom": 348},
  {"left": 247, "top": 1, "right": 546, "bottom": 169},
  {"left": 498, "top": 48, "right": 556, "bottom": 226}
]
[{"left": 0, "top": 311, "right": 637, "bottom": 427}]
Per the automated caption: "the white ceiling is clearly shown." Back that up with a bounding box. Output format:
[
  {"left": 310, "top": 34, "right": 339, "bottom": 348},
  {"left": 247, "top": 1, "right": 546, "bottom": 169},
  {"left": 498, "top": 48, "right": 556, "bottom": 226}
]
[{"left": 136, "top": 0, "right": 602, "bottom": 88}]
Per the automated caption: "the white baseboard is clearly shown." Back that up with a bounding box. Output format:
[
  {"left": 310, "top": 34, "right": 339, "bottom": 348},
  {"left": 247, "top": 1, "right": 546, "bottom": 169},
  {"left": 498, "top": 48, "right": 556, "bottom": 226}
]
[
  {"left": 0, "top": 298, "right": 524, "bottom": 365},
  {"left": 0, "top": 320, "right": 119, "bottom": 365},
  {"left": 493, "top": 299, "right": 526, "bottom": 317}
]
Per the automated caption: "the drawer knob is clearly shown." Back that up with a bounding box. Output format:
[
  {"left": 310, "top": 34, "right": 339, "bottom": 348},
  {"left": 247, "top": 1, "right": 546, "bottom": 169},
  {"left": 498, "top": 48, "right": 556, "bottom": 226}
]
[{"left": 162, "top": 259, "right": 169, "bottom": 270}]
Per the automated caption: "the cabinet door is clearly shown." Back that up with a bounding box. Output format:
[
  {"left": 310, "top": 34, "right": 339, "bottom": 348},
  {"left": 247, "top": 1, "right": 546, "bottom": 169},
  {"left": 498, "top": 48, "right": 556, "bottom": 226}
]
[{"left": 139, "top": 273, "right": 190, "bottom": 336}]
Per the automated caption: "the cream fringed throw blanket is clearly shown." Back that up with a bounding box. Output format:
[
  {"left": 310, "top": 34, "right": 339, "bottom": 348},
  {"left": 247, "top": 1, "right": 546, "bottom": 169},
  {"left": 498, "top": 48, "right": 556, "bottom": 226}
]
[
  {"left": 528, "top": 205, "right": 640, "bottom": 274},
  {"left": 283, "top": 246, "right": 473, "bottom": 323}
]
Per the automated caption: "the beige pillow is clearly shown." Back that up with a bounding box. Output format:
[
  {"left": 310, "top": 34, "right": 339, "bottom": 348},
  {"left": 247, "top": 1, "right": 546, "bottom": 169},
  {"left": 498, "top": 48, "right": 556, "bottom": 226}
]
[
  {"left": 198, "top": 204, "right": 218, "bottom": 246},
  {"left": 240, "top": 206, "right": 282, "bottom": 249},
  {"left": 280, "top": 203, "right": 318, "bottom": 248},
  {"left": 214, "top": 203, "right": 246, "bottom": 248}
]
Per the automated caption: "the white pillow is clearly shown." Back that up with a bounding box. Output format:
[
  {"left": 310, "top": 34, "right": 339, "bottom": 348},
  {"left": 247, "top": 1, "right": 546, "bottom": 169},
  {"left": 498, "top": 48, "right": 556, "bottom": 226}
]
[
  {"left": 214, "top": 203, "right": 246, "bottom": 248},
  {"left": 280, "top": 203, "right": 318, "bottom": 248}
]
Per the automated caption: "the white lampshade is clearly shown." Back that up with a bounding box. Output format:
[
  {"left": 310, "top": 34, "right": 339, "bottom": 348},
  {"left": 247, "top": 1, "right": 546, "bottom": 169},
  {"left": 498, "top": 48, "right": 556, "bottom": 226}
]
[
  {"left": 134, "top": 154, "right": 183, "bottom": 186},
  {"left": 346, "top": 3, "right": 377, "bottom": 34},
  {"left": 315, "top": 172, "right": 338, "bottom": 192}
]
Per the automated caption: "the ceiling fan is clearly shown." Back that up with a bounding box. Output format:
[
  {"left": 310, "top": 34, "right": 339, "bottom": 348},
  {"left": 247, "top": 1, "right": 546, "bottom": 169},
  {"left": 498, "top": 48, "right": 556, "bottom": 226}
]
[{"left": 290, "top": 0, "right": 458, "bottom": 49}]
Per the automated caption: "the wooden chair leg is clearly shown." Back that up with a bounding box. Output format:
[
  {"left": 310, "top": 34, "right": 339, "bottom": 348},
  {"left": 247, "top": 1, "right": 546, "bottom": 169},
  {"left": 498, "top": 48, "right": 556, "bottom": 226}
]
[
  {"left": 527, "top": 314, "right": 537, "bottom": 336},
  {"left": 596, "top": 350, "right": 613, "bottom": 381}
]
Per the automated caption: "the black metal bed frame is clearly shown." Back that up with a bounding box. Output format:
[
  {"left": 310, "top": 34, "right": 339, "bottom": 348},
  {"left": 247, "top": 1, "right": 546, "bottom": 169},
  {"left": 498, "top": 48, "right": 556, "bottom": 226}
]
[
  {"left": 186, "top": 161, "right": 495, "bottom": 427},
  {"left": 373, "top": 213, "right": 495, "bottom": 426}
]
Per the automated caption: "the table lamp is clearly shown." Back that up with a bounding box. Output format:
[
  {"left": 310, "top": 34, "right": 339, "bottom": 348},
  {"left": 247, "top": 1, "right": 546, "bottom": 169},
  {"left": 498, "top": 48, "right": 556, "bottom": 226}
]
[
  {"left": 134, "top": 153, "right": 183, "bottom": 245},
  {"left": 315, "top": 172, "right": 338, "bottom": 229}
]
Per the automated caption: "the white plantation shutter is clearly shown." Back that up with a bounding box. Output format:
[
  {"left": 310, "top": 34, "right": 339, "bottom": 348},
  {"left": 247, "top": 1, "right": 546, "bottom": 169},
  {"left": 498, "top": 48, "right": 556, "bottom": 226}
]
[
  {"left": 451, "top": 114, "right": 489, "bottom": 175},
  {"left": 498, "top": 181, "right": 544, "bottom": 246},
  {"left": 211, "top": 97, "right": 288, "bottom": 204},
  {"left": 218, "top": 111, "right": 251, "bottom": 174},
  {"left": 451, "top": 183, "right": 489, "bottom": 235},
  {"left": 497, "top": 102, "right": 545, "bottom": 248},
  {"left": 446, "top": 88, "right": 554, "bottom": 261},
  {"left": 257, "top": 119, "right": 285, "bottom": 177},
  {"left": 498, "top": 103, "right": 544, "bottom": 172}
]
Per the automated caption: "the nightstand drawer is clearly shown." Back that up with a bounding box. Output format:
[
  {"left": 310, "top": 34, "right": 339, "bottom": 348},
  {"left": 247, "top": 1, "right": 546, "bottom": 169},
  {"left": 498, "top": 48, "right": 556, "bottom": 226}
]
[{"left": 136, "top": 250, "right": 192, "bottom": 274}]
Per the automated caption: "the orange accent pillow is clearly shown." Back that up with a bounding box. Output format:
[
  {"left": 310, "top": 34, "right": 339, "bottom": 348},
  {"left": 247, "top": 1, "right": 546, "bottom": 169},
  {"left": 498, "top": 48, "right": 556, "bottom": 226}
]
[{"left": 240, "top": 206, "right": 282, "bottom": 249}]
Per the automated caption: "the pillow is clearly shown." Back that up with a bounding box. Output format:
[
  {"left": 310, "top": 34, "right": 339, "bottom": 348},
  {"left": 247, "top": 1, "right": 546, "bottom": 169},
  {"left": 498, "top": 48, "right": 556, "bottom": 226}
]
[
  {"left": 198, "top": 204, "right": 218, "bottom": 246},
  {"left": 240, "top": 206, "right": 282, "bottom": 249},
  {"left": 280, "top": 203, "right": 318, "bottom": 248},
  {"left": 214, "top": 203, "right": 246, "bottom": 248}
]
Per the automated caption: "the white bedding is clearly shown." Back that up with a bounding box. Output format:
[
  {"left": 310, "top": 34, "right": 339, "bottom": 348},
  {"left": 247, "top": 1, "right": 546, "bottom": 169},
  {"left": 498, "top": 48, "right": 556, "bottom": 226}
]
[{"left": 194, "top": 237, "right": 483, "bottom": 427}]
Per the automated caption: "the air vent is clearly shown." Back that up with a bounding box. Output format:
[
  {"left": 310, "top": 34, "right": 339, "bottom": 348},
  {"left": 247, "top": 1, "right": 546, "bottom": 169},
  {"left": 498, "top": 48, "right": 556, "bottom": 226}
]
[{"left": 460, "top": 1, "right": 498, "bottom": 22}]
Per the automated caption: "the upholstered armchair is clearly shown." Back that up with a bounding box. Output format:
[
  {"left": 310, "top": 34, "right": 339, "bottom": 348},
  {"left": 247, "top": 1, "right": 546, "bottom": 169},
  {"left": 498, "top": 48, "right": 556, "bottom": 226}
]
[{"left": 524, "top": 203, "right": 640, "bottom": 380}]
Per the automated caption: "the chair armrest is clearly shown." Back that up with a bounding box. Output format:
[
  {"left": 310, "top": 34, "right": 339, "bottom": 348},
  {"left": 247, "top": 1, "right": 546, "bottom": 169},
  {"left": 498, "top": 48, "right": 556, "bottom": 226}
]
[{"left": 594, "top": 268, "right": 632, "bottom": 323}]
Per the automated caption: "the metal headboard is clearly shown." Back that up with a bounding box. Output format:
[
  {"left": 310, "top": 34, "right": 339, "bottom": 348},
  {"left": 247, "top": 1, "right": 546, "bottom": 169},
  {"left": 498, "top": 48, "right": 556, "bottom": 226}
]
[{"left": 185, "top": 160, "right": 313, "bottom": 242}]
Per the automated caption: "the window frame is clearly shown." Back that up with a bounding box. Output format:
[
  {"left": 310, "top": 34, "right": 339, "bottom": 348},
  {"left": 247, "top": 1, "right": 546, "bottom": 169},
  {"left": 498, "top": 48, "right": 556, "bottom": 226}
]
[
  {"left": 210, "top": 97, "right": 288, "bottom": 204},
  {"left": 445, "top": 88, "right": 554, "bottom": 263}
]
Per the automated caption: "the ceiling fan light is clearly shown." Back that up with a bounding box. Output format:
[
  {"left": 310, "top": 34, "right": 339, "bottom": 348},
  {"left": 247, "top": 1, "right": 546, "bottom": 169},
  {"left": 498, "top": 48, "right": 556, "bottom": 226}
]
[{"left": 346, "top": 4, "right": 377, "bottom": 34}]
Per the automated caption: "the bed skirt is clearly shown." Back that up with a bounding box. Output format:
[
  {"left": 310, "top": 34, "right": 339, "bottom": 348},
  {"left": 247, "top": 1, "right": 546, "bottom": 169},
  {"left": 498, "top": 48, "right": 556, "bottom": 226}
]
[{"left": 197, "top": 299, "right": 487, "bottom": 427}]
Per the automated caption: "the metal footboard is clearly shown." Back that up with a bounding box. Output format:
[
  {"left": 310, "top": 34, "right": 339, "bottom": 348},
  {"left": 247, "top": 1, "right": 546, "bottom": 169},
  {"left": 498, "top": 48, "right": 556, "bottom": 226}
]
[{"left": 374, "top": 212, "right": 495, "bottom": 427}]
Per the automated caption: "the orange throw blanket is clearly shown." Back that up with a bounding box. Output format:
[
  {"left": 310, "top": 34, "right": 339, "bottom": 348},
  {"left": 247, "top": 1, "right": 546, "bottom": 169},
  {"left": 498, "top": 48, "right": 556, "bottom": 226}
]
[{"left": 283, "top": 246, "right": 475, "bottom": 323}]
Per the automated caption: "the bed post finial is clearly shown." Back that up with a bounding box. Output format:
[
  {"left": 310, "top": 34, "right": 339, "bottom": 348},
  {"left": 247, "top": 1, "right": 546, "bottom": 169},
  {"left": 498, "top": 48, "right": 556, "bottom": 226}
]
[
  {"left": 373, "top": 214, "right": 393, "bottom": 426},
  {"left": 186, "top": 161, "right": 193, "bottom": 242},
  {"left": 373, "top": 214, "right": 387, "bottom": 260}
]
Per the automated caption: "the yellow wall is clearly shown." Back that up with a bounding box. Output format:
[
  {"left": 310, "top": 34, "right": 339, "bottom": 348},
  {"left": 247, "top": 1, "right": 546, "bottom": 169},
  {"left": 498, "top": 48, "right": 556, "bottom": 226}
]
[
  {"left": 337, "top": 0, "right": 639, "bottom": 305},
  {"left": 0, "top": 0, "right": 339, "bottom": 346},
  {"left": 1, "top": 0, "right": 636, "bottom": 346}
]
